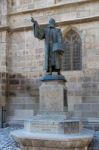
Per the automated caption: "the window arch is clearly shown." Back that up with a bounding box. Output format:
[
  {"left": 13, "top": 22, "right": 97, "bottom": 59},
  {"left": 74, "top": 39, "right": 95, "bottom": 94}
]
[{"left": 62, "top": 29, "right": 82, "bottom": 71}]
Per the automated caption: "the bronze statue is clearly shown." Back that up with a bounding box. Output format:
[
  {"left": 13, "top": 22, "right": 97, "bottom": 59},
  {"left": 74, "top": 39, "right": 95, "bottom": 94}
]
[{"left": 31, "top": 17, "right": 64, "bottom": 75}]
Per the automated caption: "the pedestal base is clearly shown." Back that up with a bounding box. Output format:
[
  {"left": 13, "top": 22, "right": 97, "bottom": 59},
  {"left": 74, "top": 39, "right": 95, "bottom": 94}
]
[
  {"left": 24, "top": 113, "right": 81, "bottom": 134},
  {"left": 11, "top": 75, "right": 94, "bottom": 150},
  {"left": 11, "top": 129, "right": 94, "bottom": 150}
]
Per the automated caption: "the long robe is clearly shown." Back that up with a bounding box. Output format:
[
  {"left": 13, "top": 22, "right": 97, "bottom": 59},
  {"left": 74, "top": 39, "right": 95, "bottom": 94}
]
[{"left": 33, "top": 21, "right": 63, "bottom": 72}]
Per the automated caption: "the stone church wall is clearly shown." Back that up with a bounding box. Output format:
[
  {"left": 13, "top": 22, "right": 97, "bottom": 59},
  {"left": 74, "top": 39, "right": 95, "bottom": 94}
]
[
  {"left": 0, "top": 0, "right": 99, "bottom": 124},
  {"left": 0, "top": 0, "right": 8, "bottom": 126},
  {"left": 62, "top": 21, "right": 99, "bottom": 113}
]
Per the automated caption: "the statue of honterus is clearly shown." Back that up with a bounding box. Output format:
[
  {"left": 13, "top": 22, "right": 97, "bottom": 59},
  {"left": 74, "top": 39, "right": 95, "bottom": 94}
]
[{"left": 31, "top": 17, "right": 64, "bottom": 75}]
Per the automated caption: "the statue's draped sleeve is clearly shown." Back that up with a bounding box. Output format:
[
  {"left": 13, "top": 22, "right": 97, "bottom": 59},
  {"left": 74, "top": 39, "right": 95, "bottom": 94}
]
[
  {"left": 33, "top": 21, "right": 45, "bottom": 40},
  {"left": 57, "top": 29, "right": 63, "bottom": 43}
]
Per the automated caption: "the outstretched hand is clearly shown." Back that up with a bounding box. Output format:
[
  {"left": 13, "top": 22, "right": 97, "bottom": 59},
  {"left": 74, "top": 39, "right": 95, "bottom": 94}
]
[{"left": 31, "top": 17, "right": 35, "bottom": 23}]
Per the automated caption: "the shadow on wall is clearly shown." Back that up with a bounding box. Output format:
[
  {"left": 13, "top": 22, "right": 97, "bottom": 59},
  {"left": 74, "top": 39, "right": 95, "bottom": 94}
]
[
  {"left": 0, "top": 72, "right": 40, "bottom": 126},
  {"left": 6, "top": 73, "right": 40, "bottom": 113},
  {"left": 6, "top": 73, "right": 40, "bottom": 98}
]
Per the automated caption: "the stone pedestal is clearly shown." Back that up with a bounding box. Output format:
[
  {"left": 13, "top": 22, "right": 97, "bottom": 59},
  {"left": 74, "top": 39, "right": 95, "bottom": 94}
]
[
  {"left": 40, "top": 80, "right": 66, "bottom": 112},
  {"left": 11, "top": 74, "right": 94, "bottom": 150}
]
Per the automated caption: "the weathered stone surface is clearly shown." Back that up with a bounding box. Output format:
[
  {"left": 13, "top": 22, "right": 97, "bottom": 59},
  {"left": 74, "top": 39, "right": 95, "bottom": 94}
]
[
  {"left": 0, "top": 0, "right": 99, "bottom": 123},
  {"left": 11, "top": 129, "right": 94, "bottom": 150},
  {"left": 40, "top": 80, "right": 66, "bottom": 112},
  {"left": 24, "top": 116, "right": 81, "bottom": 134},
  {"left": 74, "top": 103, "right": 99, "bottom": 119}
]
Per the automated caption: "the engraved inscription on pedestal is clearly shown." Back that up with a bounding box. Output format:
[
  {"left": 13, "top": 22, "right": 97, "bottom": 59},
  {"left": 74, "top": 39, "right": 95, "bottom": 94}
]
[{"left": 24, "top": 118, "right": 81, "bottom": 134}]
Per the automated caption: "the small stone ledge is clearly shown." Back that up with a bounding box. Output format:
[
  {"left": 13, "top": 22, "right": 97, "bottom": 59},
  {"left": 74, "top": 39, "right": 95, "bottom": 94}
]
[
  {"left": 41, "top": 74, "right": 66, "bottom": 82},
  {"left": 0, "top": 26, "right": 9, "bottom": 31}
]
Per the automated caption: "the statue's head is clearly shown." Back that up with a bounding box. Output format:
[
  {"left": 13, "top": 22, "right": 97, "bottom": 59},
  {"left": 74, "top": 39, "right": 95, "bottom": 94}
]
[{"left": 49, "top": 18, "right": 56, "bottom": 28}]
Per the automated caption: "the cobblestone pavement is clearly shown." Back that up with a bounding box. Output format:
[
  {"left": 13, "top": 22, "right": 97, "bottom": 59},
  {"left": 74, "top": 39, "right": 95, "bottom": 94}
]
[{"left": 0, "top": 127, "right": 21, "bottom": 150}]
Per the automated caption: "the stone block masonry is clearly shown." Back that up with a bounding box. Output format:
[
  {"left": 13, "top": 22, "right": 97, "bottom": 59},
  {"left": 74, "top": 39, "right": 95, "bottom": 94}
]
[
  {"left": 0, "top": 0, "right": 99, "bottom": 124},
  {"left": 40, "top": 81, "right": 66, "bottom": 112},
  {"left": 6, "top": 73, "right": 39, "bottom": 125}
]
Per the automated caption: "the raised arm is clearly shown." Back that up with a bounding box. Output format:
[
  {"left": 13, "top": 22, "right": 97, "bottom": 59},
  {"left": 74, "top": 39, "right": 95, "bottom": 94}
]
[
  {"left": 31, "top": 17, "right": 35, "bottom": 23},
  {"left": 31, "top": 17, "right": 45, "bottom": 40}
]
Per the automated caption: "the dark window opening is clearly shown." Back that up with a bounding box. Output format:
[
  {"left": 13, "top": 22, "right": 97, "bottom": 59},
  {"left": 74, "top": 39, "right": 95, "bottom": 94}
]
[
  {"left": 64, "top": 89, "right": 68, "bottom": 111},
  {"left": 62, "top": 29, "right": 82, "bottom": 71}
]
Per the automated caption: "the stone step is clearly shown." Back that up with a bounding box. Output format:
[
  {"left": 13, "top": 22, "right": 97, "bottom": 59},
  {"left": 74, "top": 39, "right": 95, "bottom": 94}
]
[
  {"left": 24, "top": 120, "right": 81, "bottom": 134},
  {"left": 11, "top": 129, "right": 94, "bottom": 150},
  {"left": 74, "top": 103, "right": 99, "bottom": 111},
  {"left": 74, "top": 103, "right": 99, "bottom": 118},
  {"left": 24, "top": 114, "right": 81, "bottom": 134},
  {"left": 30, "top": 111, "right": 73, "bottom": 122},
  {"left": 83, "top": 118, "right": 99, "bottom": 131},
  {"left": 82, "top": 97, "right": 99, "bottom": 103},
  {"left": 7, "top": 119, "right": 24, "bottom": 126},
  {"left": 7, "top": 109, "right": 34, "bottom": 126}
]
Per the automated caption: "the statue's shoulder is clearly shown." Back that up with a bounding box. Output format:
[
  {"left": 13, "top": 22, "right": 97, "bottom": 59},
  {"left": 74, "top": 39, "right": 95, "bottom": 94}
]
[{"left": 56, "top": 28, "right": 61, "bottom": 32}]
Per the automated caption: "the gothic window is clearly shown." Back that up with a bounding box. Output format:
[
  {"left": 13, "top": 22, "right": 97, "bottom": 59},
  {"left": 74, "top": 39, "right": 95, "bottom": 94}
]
[{"left": 62, "top": 29, "right": 82, "bottom": 71}]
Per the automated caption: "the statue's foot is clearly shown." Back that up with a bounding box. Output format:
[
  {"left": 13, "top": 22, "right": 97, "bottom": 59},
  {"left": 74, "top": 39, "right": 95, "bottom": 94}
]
[
  {"left": 49, "top": 72, "right": 52, "bottom": 75},
  {"left": 46, "top": 72, "right": 52, "bottom": 75},
  {"left": 58, "top": 72, "right": 61, "bottom": 75}
]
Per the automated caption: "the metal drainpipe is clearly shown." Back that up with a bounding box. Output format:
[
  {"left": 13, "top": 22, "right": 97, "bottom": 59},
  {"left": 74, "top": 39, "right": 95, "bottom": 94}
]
[{"left": 1, "top": 106, "right": 6, "bottom": 128}]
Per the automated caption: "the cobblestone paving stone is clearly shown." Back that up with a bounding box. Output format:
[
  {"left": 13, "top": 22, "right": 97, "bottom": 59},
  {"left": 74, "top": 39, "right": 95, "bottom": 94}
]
[{"left": 0, "top": 127, "right": 21, "bottom": 150}]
